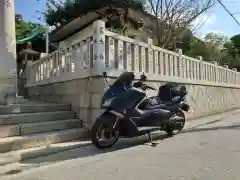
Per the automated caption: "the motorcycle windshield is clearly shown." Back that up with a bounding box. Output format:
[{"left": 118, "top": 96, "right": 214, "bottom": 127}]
[
  {"left": 100, "top": 72, "right": 135, "bottom": 108},
  {"left": 101, "top": 83, "right": 126, "bottom": 104}
]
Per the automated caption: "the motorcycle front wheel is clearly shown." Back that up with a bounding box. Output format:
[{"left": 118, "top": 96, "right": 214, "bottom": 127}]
[
  {"left": 166, "top": 110, "right": 185, "bottom": 136},
  {"left": 91, "top": 116, "right": 120, "bottom": 149}
]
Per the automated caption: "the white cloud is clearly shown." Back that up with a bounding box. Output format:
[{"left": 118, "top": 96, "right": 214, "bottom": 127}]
[
  {"left": 196, "top": 29, "right": 227, "bottom": 40},
  {"left": 192, "top": 13, "right": 216, "bottom": 28}
]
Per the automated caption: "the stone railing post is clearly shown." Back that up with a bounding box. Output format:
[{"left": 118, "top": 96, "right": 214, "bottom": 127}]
[
  {"left": 197, "top": 56, "right": 203, "bottom": 80},
  {"left": 232, "top": 68, "right": 237, "bottom": 84},
  {"left": 212, "top": 61, "right": 218, "bottom": 82},
  {"left": 176, "top": 49, "right": 183, "bottom": 78},
  {"left": 147, "top": 38, "right": 153, "bottom": 73},
  {"left": 92, "top": 20, "right": 106, "bottom": 75},
  {"left": 223, "top": 65, "right": 228, "bottom": 83},
  {"left": 26, "top": 61, "right": 34, "bottom": 85}
]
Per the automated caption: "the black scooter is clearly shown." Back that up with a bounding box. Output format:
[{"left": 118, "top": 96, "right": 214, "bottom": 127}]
[{"left": 91, "top": 72, "right": 190, "bottom": 149}]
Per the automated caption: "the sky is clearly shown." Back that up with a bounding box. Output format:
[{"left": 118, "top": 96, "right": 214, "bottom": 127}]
[{"left": 14, "top": 0, "right": 240, "bottom": 39}]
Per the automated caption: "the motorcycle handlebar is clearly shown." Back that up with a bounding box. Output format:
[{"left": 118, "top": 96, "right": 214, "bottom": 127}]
[
  {"left": 145, "top": 85, "right": 156, "bottom": 90},
  {"left": 133, "top": 81, "right": 156, "bottom": 91}
]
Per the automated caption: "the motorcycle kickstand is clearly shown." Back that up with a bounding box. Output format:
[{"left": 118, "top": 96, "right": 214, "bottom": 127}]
[{"left": 147, "top": 132, "right": 158, "bottom": 147}]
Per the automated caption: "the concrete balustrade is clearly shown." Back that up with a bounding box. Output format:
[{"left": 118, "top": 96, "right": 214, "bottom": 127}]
[{"left": 26, "top": 20, "right": 240, "bottom": 88}]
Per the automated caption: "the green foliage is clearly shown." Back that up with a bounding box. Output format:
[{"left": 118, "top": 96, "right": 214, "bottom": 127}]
[
  {"left": 203, "top": 32, "right": 229, "bottom": 63},
  {"left": 183, "top": 32, "right": 224, "bottom": 61},
  {"left": 183, "top": 32, "right": 240, "bottom": 71},
  {"left": 183, "top": 37, "right": 210, "bottom": 61},
  {"left": 229, "top": 34, "right": 240, "bottom": 58},
  {"left": 224, "top": 34, "right": 240, "bottom": 70},
  {"left": 15, "top": 14, "right": 44, "bottom": 40},
  {"left": 231, "top": 34, "right": 240, "bottom": 48}
]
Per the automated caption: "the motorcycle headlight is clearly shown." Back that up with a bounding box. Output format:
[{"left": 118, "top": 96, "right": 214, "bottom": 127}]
[{"left": 102, "top": 97, "right": 115, "bottom": 107}]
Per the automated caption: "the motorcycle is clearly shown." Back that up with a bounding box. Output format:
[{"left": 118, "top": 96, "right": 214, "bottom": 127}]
[{"left": 91, "top": 71, "right": 190, "bottom": 149}]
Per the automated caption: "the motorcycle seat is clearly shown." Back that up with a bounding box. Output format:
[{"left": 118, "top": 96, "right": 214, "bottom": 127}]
[
  {"left": 145, "top": 103, "right": 181, "bottom": 111},
  {"left": 139, "top": 108, "right": 173, "bottom": 119},
  {"left": 142, "top": 96, "right": 181, "bottom": 109}
]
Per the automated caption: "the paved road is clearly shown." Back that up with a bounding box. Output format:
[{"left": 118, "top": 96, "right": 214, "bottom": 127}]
[{"left": 2, "top": 111, "right": 240, "bottom": 180}]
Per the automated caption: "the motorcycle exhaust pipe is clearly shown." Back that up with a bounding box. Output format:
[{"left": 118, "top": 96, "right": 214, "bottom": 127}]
[{"left": 171, "top": 115, "right": 184, "bottom": 122}]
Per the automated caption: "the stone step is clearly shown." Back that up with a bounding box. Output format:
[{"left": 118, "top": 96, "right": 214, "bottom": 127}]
[
  {"left": 0, "top": 128, "right": 84, "bottom": 153},
  {"left": 0, "top": 104, "right": 71, "bottom": 115},
  {"left": 0, "top": 119, "right": 82, "bottom": 138},
  {"left": 0, "top": 141, "right": 90, "bottom": 166},
  {"left": 0, "top": 111, "right": 75, "bottom": 125}
]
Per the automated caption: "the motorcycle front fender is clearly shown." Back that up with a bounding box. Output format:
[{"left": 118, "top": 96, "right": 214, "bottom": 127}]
[
  {"left": 93, "top": 111, "right": 119, "bottom": 131},
  {"left": 95, "top": 111, "right": 138, "bottom": 137},
  {"left": 97, "top": 111, "right": 120, "bottom": 123}
]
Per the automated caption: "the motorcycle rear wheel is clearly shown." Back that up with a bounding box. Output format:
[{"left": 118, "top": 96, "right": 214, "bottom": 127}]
[
  {"left": 166, "top": 110, "right": 185, "bottom": 136},
  {"left": 91, "top": 116, "right": 120, "bottom": 149}
]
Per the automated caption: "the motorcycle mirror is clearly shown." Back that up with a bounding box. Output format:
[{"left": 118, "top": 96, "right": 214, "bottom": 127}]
[
  {"left": 102, "top": 72, "right": 107, "bottom": 78},
  {"left": 140, "top": 72, "right": 147, "bottom": 81},
  {"left": 102, "top": 72, "right": 111, "bottom": 87}
]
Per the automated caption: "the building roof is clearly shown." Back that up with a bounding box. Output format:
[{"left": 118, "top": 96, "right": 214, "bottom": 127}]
[
  {"left": 49, "top": 7, "right": 154, "bottom": 42},
  {"left": 16, "top": 27, "right": 45, "bottom": 45},
  {"left": 50, "top": 8, "right": 108, "bottom": 42},
  {"left": 16, "top": 27, "right": 58, "bottom": 53},
  {"left": 19, "top": 49, "right": 39, "bottom": 56}
]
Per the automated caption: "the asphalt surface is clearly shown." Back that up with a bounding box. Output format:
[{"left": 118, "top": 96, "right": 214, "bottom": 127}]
[{"left": 2, "top": 111, "right": 240, "bottom": 180}]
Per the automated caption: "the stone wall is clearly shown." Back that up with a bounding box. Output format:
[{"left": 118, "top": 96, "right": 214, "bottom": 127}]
[
  {"left": 145, "top": 81, "right": 240, "bottom": 119},
  {"left": 28, "top": 75, "right": 240, "bottom": 131},
  {"left": 28, "top": 77, "right": 107, "bottom": 130}
]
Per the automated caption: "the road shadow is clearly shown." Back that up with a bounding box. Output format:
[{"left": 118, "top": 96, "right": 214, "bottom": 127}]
[
  {"left": 22, "top": 124, "right": 240, "bottom": 167},
  {"left": 23, "top": 133, "right": 170, "bottom": 165}
]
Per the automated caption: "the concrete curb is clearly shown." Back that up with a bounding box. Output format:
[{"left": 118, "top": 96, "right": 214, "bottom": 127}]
[{"left": 0, "top": 141, "right": 91, "bottom": 166}]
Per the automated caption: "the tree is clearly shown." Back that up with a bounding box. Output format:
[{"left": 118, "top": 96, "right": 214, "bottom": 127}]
[
  {"left": 229, "top": 34, "right": 240, "bottom": 58},
  {"left": 183, "top": 36, "right": 211, "bottom": 61},
  {"left": 182, "top": 32, "right": 232, "bottom": 64},
  {"left": 204, "top": 32, "right": 229, "bottom": 63},
  {"left": 146, "top": 0, "right": 215, "bottom": 48},
  {"left": 187, "top": 32, "right": 240, "bottom": 70},
  {"left": 15, "top": 14, "right": 44, "bottom": 40},
  {"left": 222, "top": 34, "right": 240, "bottom": 70}
]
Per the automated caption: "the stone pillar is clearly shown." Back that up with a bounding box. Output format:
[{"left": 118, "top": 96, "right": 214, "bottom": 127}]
[
  {"left": 92, "top": 20, "right": 105, "bottom": 75},
  {"left": 0, "top": 0, "right": 17, "bottom": 104}
]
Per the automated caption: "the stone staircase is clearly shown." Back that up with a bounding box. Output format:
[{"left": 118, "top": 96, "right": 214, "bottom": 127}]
[{"left": 0, "top": 102, "right": 89, "bottom": 166}]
